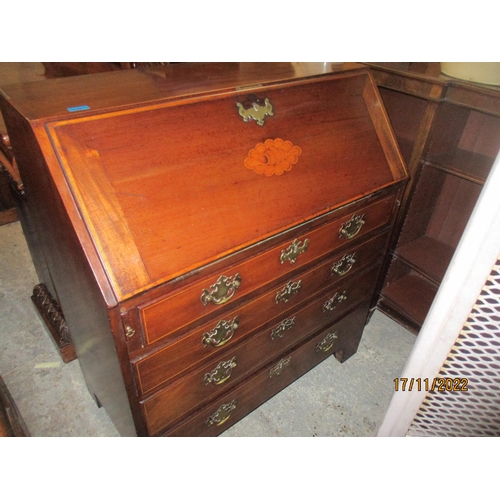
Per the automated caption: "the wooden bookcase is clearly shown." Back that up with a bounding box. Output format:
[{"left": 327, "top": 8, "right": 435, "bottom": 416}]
[{"left": 366, "top": 63, "right": 500, "bottom": 333}]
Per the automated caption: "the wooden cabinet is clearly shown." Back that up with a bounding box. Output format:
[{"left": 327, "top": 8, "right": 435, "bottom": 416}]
[
  {"left": 366, "top": 63, "right": 500, "bottom": 332},
  {"left": 0, "top": 134, "right": 19, "bottom": 225},
  {"left": 0, "top": 63, "right": 407, "bottom": 436}
]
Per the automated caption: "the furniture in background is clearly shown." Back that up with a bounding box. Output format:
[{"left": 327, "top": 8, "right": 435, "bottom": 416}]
[
  {"left": 366, "top": 63, "right": 500, "bottom": 333},
  {"left": 0, "top": 62, "right": 407, "bottom": 436},
  {"left": 0, "top": 134, "right": 18, "bottom": 225},
  {"left": 0, "top": 376, "right": 30, "bottom": 437}
]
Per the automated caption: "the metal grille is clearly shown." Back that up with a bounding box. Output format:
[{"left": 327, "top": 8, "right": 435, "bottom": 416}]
[{"left": 408, "top": 257, "right": 500, "bottom": 437}]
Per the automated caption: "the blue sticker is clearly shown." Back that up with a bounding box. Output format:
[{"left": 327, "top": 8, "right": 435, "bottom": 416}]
[{"left": 67, "top": 105, "right": 90, "bottom": 112}]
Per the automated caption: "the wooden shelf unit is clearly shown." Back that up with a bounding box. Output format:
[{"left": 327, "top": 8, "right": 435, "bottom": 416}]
[{"left": 367, "top": 63, "right": 500, "bottom": 333}]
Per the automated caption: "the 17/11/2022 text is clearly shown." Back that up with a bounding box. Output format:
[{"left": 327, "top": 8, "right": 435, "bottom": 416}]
[{"left": 393, "top": 378, "right": 468, "bottom": 391}]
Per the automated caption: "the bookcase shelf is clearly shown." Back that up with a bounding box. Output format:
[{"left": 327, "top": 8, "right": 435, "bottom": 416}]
[
  {"left": 367, "top": 62, "right": 500, "bottom": 333},
  {"left": 379, "top": 272, "right": 438, "bottom": 332},
  {"left": 395, "top": 236, "right": 454, "bottom": 286}
]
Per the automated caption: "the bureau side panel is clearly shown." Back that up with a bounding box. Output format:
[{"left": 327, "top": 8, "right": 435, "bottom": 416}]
[{"left": 0, "top": 99, "right": 137, "bottom": 436}]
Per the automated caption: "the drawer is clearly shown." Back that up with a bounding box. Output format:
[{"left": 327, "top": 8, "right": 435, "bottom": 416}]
[
  {"left": 140, "top": 267, "right": 379, "bottom": 435},
  {"left": 164, "top": 303, "right": 370, "bottom": 437},
  {"left": 138, "top": 195, "right": 394, "bottom": 345},
  {"left": 133, "top": 233, "right": 388, "bottom": 394}
]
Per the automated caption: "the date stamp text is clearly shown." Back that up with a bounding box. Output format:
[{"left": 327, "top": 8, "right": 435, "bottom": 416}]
[{"left": 394, "top": 378, "right": 468, "bottom": 392}]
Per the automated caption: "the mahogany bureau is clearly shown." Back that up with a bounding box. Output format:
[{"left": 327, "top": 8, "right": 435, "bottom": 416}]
[{"left": 0, "top": 63, "right": 407, "bottom": 436}]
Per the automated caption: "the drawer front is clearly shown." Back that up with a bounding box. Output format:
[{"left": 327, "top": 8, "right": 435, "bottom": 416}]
[
  {"left": 140, "top": 267, "right": 379, "bottom": 435},
  {"left": 133, "top": 233, "right": 388, "bottom": 395},
  {"left": 164, "top": 303, "right": 370, "bottom": 437},
  {"left": 139, "top": 194, "right": 394, "bottom": 345}
]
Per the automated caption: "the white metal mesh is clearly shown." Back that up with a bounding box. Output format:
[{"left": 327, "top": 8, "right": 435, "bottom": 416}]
[{"left": 408, "top": 257, "right": 500, "bottom": 436}]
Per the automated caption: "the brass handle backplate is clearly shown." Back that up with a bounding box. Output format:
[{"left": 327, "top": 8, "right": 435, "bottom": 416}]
[
  {"left": 206, "top": 400, "right": 237, "bottom": 427},
  {"left": 201, "top": 273, "right": 242, "bottom": 306},
  {"left": 202, "top": 317, "right": 239, "bottom": 348},
  {"left": 331, "top": 253, "right": 356, "bottom": 276},
  {"left": 316, "top": 331, "right": 338, "bottom": 352},
  {"left": 269, "top": 356, "right": 292, "bottom": 378},
  {"left": 280, "top": 238, "right": 309, "bottom": 264},
  {"left": 275, "top": 280, "right": 302, "bottom": 304},
  {"left": 270, "top": 317, "right": 296, "bottom": 340},
  {"left": 339, "top": 214, "right": 365, "bottom": 239},
  {"left": 204, "top": 357, "right": 237, "bottom": 385},
  {"left": 236, "top": 95, "right": 274, "bottom": 126},
  {"left": 323, "top": 291, "right": 347, "bottom": 312}
]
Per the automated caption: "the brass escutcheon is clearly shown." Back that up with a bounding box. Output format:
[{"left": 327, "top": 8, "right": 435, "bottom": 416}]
[
  {"left": 269, "top": 356, "right": 292, "bottom": 378},
  {"left": 280, "top": 238, "right": 309, "bottom": 265},
  {"left": 206, "top": 400, "right": 237, "bottom": 427},
  {"left": 339, "top": 214, "right": 366, "bottom": 239},
  {"left": 275, "top": 280, "right": 302, "bottom": 304},
  {"left": 204, "top": 357, "right": 237, "bottom": 385},
  {"left": 270, "top": 317, "right": 296, "bottom": 340},
  {"left": 201, "top": 273, "right": 242, "bottom": 306},
  {"left": 316, "top": 331, "right": 338, "bottom": 352},
  {"left": 202, "top": 317, "right": 239, "bottom": 348},
  {"left": 331, "top": 253, "right": 357, "bottom": 276},
  {"left": 236, "top": 95, "right": 274, "bottom": 126},
  {"left": 323, "top": 291, "right": 347, "bottom": 312}
]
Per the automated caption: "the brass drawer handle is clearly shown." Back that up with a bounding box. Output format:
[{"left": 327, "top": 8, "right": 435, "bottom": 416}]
[
  {"left": 331, "top": 253, "right": 356, "bottom": 276},
  {"left": 236, "top": 95, "right": 274, "bottom": 126},
  {"left": 204, "top": 357, "right": 237, "bottom": 385},
  {"left": 280, "top": 238, "right": 309, "bottom": 264},
  {"left": 323, "top": 291, "right": 347, "bottom": 312},
  {"left": 125, "top": 326, "right": 136, "bottom": 338},
  {"left": 201, "top": 273, "right": 242, "bottom": 306},
  {"left": 202, "top": 317, "right": 239, "bottom": 348},
  {"left": 206, "top": 400, "right": 237, "bottom": 427},
  {"left": 270, "top": 316, "right": 296, "bottom": 340},
  {"left": 339, "top": 214, "right": 365, "bottom": 239},
  {"left": 275, "top": 280, "right": 302, "bottom": 304},
  {"left": 269, "top": 356, "right": 292, "bottom": 378},
  {"left": 316, "top": 331, "right": 338, "bottom": 352}
]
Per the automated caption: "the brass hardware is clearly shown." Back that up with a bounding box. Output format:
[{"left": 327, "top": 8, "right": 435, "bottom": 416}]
[
  {"left": 331, "top": 253, "right": 356, "bottom": 276},
  {"left": 204, "top": 357, "right": 237, "bottom": 385},
  {"left": 125, "top": 326, "right": 136, "bottom": 338},
  {"left": 316, "top": 331, "right": 338, "bottom": 352},
  {"left": 236, "top": 95, "right": 274, "bottom": 126},
  {"left": 201, "top": 273, "right": 242, "bottom": 306},
  {"left": 323, "top": 291, "right": 347, "bottom": 312},
  {"left": 269, "top": 356, "right": 292, "bottom": 378},
  {"left": 202, "top": 317, "right": 239, "bottom": 348},
  {"left": 206, "top": 400, "right": 237, "bottom": 427},
  {"left": 270, "top": 317, "right": 296, "bottom": 340},
  {"left": 339, "top": 214, "right": 365, "bottom": 239},
  {"left": 275, "top": 280, "right": 302, "bottom": 304},
  {"left": 280, "top": 238, "right": 309, "bottom": 264}
]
